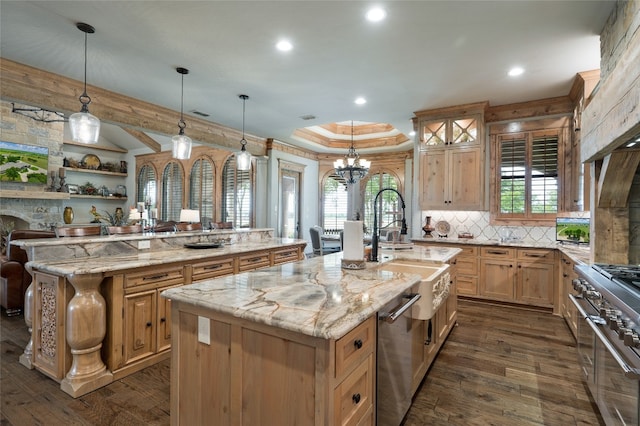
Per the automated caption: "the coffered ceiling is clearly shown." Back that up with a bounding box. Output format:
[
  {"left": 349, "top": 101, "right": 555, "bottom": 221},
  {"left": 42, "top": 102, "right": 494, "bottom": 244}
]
[{"left": 0, "top": 1, "right": 614, "bottom": 154}]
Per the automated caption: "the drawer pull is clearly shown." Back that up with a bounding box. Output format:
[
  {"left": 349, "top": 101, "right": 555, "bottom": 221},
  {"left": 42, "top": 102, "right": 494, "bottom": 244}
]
[
  {"left": 146, "top": 321, "right": 152, "bottom": 327},
  {"left": 354, "top": 339, "right": 363, "bottom": 349},
  {"left": 204, "top": 264, "right": 223, "bottom": 270},
  {"left": 487, "top": 250, "right": 508, "bottom": 255},
  {"left": 524, "top": 253, "right": 546, "bottom": 258},
  {"left": 246, "top": 257, "right": 264, "bottom": 263},
  {"left": 143, "top": 273, "right": 169, "bottom": 281},
  {"left": 352, "top": 393, "right": 361, "bottom": 404}
]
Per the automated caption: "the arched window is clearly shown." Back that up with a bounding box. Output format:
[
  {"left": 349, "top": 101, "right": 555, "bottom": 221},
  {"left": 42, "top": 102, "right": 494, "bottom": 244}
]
[
  {"left": 161, "top": 162, "right": 183, "bottom": 221},
  {"left": 221, "top": 155, "right": 252, "bottom": 228},
  {"left": 137, "top": 164, "right": 157, "bottom": 206},
  {"left": 363, "top": 172, "right": 400, "bottom": 234},
  {"left": 321, "top": 173, "right": 348, "bottom": 232},
  {"left": 189, "top": 157, "right": 214, "bottom": 221}
]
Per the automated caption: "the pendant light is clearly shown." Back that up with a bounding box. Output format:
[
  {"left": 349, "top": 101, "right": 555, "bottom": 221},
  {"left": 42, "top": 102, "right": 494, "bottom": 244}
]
[
  {"left": 69, "top": 22, "right": 100, "bottom": 144},
  {"left": 236, "top": 94, "right": 252, "bottom": 171},
  {"left": 333, "top": 121, "right": 371, "bottom": 184},
  {"left": 172, "top": 67, "right": 192, "bottom": 160}
]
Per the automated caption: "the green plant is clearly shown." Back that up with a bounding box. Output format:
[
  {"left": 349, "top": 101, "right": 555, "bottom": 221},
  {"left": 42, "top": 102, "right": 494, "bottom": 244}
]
[{"left": 100, "top": 208, "right": 127, "bottom": 226}]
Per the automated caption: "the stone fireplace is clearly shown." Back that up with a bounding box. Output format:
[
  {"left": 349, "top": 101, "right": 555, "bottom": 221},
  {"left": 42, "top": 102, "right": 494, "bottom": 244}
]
[{"left": 1, "top": 194, "right": 66, "bottom": 230}]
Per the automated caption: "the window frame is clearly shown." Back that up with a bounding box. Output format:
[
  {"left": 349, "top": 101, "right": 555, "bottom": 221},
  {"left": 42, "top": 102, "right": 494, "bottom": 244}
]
[
  {"left": 491, "top": 128, "right": 564, "bottom": 225},
  {"left": 189, "top": 155, "right": 216, "bottom": 222},
  {"left": 221, "top": 154, "right": 254, "bottom": 228},
  {"left": 320, "top": 172, "right": 349, "bottom": 233}
]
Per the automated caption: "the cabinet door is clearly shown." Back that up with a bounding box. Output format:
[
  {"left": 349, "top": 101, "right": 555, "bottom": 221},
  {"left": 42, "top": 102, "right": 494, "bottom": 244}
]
[
  {"left": 419, "top": 150, "right": 446, "bottom": 208},
  {"left": 420, "top": 119, "right": 447, "bottom": 148},
  {"left": 410, "top": 318, "right": 428, "bottom": 395},
  {"left": 516, "top": 261, "right": 555, "bottom": 307},
  {"left": 480, "top": 259, "right": 515, "bottom": 300},
  {"left": 124, "top": 290, "right": 156, "bottom": 363},
  {"left": 157, "top": 285, "right": 180, "bottom": 353},
  {"left": 446, "top": 280, "right": 457, "bottom": 327},
  {"left": 449, "top": 148, "right": 482, "bottom": 209},
  {"left": 457, "top": 275, "right": 478, "bottom": 296}
]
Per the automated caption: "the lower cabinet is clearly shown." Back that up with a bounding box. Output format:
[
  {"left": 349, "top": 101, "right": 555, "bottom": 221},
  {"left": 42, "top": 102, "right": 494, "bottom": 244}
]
[
  {"left": 479, "top": 247, "right": 556, "bottom": 308},
  {"left": 170, "top": 305, "right": 375, "bottom": 426},
  {"left": 560, "top": 254, "right": 579, "bottom": 339}
]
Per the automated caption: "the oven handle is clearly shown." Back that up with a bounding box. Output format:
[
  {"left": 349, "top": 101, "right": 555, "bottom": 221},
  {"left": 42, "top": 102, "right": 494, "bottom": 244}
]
[
  {"left": 586, "top": 316, "right": 640, "bottom": 379},
  {"left": 569, "top": 294, "right": 590, "bottom": 319},
  {"left": 380, "top": 293, "right": 421, "bottom": 323}
]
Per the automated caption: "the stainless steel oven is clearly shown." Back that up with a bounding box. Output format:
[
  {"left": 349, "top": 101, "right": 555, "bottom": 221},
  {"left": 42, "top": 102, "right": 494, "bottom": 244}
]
[{"left": 574, "top": 264, "right": 640, "bottom": 425}]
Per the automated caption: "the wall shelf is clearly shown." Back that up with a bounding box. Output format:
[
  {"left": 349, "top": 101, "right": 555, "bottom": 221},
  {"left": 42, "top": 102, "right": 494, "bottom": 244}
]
[
  {"left": 63, "top": 167, "right": 127, "bottom": 177},
  {"left": 63, "top": 140, "right": 128, "bottom": 154},
  {"left": 69, "top": 195, "right": 128, "bottom": 201},
  {"left": 1, "top": 191, "right": 70, "bottom": 200}
]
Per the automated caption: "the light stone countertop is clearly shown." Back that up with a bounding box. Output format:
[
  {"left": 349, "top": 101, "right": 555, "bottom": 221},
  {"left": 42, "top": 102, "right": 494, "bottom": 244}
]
[{"left": 163, "top": 245, "right": 462, "bottom": 340}]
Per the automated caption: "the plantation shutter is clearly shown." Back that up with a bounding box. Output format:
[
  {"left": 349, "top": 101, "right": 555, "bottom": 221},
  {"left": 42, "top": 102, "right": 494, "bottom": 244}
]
[
  {"left": 189, "top": 158, "right": 214, "bottom": 220},
  {"left": 500, "top": 135, "right": 526, "bottom": 215},
  {"left": 222, "top": 156, "right": 252, "bottom": 228},
  {"left": 364, "top": 172, "right": 399, "bottom": 234},
  {"left": 322, "top": 174, "right": 348, "bottom": 232},
  {"left": 530, "top": 135, "right": 558, "bottom": 214},
  {"left": 161, "top": 162, "right": 183, "bottom": 221},
  {"left": 137, "top": 165, "right": 156, "bottom": 206}
]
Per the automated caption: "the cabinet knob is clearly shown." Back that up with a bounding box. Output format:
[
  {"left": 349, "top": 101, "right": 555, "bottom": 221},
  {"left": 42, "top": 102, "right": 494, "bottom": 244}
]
[
  {"left": 160, "top": 317, "right": 166, "bottom": 323},
  {"left": 352, "top": 393, "right": 361, "bottom": 404},
  {"left": 354, "top": 339, "right": 363, "bottom": 349},
  {"left": 146, "top": 322, "right": 152, "bottom": 327}
]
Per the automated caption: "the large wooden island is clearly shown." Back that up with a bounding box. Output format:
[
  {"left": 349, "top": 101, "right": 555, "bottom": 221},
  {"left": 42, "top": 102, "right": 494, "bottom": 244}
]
[
  {"left": 162, "top": 246, "right": 461, "bottom": 425},
  {"left": 14, "top": 229, "right": 306, "bottom": 398}
]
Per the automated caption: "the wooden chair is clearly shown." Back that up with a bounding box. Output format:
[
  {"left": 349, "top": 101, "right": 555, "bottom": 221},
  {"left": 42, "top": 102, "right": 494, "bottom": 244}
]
[
  {"left": 175, "top": 222, "right": 203, "bottom": 232},
  {"left": 212, "top": 221, "right": 234, "bottom": 229},
  {"left": 153, "top": 221, "right": 177, "bottom": 232},
  {"left": 309, "top": 226, "right": 340, "bottom": 256},
  {"left": 106, "top": 225, "right": 142, "bottom": 235},
  {"left": 55, "top": 225, "right": 103, "bottom": 237}
]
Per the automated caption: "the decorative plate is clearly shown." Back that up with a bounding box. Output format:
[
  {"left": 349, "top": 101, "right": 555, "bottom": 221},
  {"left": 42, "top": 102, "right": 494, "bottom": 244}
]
[
  {"left": 82, "top": 154, "right": 101, "bottom": 170},
  {"left": 435, "top": 220, "right": 451, "bottom": 237}
]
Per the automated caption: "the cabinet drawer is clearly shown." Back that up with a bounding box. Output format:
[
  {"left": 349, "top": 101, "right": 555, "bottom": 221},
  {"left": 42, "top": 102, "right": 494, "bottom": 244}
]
[
  {"left": 457, "top": 275, "right": 478, "bottom": 296},
  {"left": 456, "top": 246, "right": 478, "bottom": 257},
  {"left": 335, "top": 316, "right": 375, "bottom": 379},
  {"left": 272, "top": 247, "right": 300, "bottom": 265},
  {"left": 237, "top": 252, "right": 271, "bottom": 272},
  {"left": 334, "top": 354, "right": 374, "bottom": 426},
  {"left": 517, "top": 248, "right": 555, "bottom": 263},
  {"left": 124, "top": 266, "right": 185, "bottom": 289},
  {"left": 192, "top": 257, "right": 235, "bottom": 281},
  {"left": 480, "top": 247, "right": 515, "bottom": 259},
  {"left": 456, "top": 256, "right": 478, "bottom": 275}
]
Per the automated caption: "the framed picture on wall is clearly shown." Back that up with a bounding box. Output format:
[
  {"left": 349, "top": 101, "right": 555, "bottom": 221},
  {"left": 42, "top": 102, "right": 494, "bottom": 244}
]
[{"left": 67, "top": 184, "right": 79, "bottom": 194}]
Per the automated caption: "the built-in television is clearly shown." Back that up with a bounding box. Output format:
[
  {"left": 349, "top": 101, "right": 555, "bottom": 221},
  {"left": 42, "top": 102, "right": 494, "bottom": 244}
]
[
  {"left": 0, "top": 140, "right": 49, "bottom": 184},
  {"left": 556, "top": 217, "right": 590, "bottom": 244}
]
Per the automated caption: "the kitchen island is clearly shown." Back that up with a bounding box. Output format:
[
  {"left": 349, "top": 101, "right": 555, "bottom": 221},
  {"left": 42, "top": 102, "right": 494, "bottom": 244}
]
[
  {"left": 15, "top": 229, "right": 306, "bottom": 397},
  {"left": 162, "top": 245, "right": 461, "bottom": 425}
]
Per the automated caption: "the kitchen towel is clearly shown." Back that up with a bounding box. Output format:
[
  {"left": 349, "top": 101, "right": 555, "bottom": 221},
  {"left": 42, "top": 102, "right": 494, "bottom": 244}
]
[{"left": 343, "top": 220, "right": 364, "bottom": 260}]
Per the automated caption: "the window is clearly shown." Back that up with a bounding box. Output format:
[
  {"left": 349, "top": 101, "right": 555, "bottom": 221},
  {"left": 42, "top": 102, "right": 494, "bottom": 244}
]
[
  {"left": 496, "top": 130, "right": 559, "bottom": 222},
  {"left": 322, "top": 173, "right": 348, "bottom": 232},
  {"left": 161, "top": 162, "right": 183, "bottom": 221},
  {"left": 189, "top": 157, "right": 214, "bottom": 221},
  {"left": 221, "top": 155, "right": 252, "bottom": 228},
  {"left": 137, "top": 164, "right": 156, "bottom": 206},
  {"left": 363, "top": 172, "right": 400, "bottom": 234}
]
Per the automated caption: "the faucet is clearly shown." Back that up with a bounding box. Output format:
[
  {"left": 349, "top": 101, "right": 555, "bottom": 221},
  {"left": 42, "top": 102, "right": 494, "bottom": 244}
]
[{"left": 371, "top": 188, "right": 407, "bottom": 262}]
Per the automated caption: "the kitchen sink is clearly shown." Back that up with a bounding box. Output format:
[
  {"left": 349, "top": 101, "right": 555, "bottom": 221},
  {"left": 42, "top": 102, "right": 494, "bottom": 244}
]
[{"left": 377, "top": 261, "right": 450, "bottom": 319}]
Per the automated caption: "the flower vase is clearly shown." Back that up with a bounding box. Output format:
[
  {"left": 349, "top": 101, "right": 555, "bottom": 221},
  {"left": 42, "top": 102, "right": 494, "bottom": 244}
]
[
  {"left": 63, "top": 206, "right": 74, "bottom": 224},
  {"left": 422, "top": 216, "right": 434, "bottom": 238}
]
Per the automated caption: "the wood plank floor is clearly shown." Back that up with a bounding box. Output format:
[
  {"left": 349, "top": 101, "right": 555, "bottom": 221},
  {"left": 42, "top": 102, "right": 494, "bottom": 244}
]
[{"left": 1, "top": 300, "right": 604, "bottom": 425}]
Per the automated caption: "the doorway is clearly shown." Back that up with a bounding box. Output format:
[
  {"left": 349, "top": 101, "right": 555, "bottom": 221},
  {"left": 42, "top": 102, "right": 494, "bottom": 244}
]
[{"left": 279, "top": 162, "right": 304, "bottom": 239}]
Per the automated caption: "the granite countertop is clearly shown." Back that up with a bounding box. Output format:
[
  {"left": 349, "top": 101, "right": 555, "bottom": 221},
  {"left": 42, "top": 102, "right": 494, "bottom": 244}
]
[
  {"left": 411, "top": 237, "right": 591, "bottom": 265},
  {"left": 26, "top": 238, "right": 306, "bottom": 276},
  {"left": 162, "top": 245, "right": 461, "bottom": 341}
]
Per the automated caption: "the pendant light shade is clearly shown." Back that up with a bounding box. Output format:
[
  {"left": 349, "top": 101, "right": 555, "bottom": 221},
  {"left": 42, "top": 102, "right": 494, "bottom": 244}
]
[
  {"left": 236, "top": 94, "right": 252, "bottom": 171},
  {"left": 69, "top": 22, "right": 100, "bottom": 144},
  {"left": 172, "top": 67, "right": 192, "bottom": 160}
]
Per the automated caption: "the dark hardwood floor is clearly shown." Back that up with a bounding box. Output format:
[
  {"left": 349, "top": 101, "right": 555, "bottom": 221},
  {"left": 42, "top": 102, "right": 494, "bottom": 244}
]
[{"left": 1, "top": 300, "right": 603, "bottom": 425}]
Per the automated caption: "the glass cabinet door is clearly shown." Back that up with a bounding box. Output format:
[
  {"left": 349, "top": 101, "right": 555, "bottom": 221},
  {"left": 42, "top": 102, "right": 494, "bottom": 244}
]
[
  {"left": 421, "top": 120, "right": 446, "bottom": 147},
  {"left": 451, "top": 117, "right": 478, "bottom": 145}
]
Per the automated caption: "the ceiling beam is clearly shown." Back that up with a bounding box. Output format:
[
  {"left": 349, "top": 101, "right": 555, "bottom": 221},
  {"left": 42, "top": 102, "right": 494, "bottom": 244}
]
[
  {"left": 0, "top": 59, "right": 266, "bottom": 156},
  {"left": 123, "top": 128, "right": 162, "bottom": 153}
]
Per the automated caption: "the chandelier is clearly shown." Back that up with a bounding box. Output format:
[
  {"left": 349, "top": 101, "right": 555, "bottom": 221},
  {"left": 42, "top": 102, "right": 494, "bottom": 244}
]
[{"left": 333, "top": 121, "right": 371, "bottom": 184}]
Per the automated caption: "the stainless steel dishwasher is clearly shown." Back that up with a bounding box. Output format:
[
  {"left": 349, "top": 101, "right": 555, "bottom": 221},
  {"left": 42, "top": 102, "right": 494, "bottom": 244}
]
[{"left": 377, "top": 291, "right": 421, "bottom": 426}]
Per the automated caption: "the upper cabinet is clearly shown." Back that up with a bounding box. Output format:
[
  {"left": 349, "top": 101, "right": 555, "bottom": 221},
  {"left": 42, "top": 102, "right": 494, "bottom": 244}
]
[{"left": 415, "top": 102, "right": 487, "bottom": 211}]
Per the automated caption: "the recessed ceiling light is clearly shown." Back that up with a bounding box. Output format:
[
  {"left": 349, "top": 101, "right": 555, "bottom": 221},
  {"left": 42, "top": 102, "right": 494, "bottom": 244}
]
[
  {"left": 276, "top": 39, "right": 293, "bottom": 52},
  {"left": 354, "top": 97, "right": 367, "bottom": 105},
  {"left": 366, "top": 7, "right": 386, "bottom": 22},
  {"left": 508, "top": 67, "right": 525, "bottom": 77}
]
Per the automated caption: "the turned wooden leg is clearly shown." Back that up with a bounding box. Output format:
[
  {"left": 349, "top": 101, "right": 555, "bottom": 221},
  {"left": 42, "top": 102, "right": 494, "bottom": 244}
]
[
  {"left": 60, "top": 272, "right": 113, "bottom": 397},
  {"left": 18, "top": 278, "right": 34, "bottom": 369}
]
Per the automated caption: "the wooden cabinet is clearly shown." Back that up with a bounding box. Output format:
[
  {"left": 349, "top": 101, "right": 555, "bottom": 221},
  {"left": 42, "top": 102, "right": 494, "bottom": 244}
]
[
  {"left": 479, "top": 247, "right": 556, "bottom": 308},
  {"left": 170, "top": 306, "right": 375, "bottom": 426},
  {"left": 415, "top": 104, "right": 486, "bottom": 211},
  {"left": 412, "top": 242, "right": 479, "bottom": 296},
  {"left": 419, "top": 147, "right": 483, "bottom": 210},
  {"left": 560, "top": 254, "right": 579, "bottom": 339}
]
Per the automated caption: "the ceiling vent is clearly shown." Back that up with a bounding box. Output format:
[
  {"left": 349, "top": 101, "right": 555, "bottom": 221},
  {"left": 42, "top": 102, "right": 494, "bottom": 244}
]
[
  {"left": 191, "top": 110, "right": 210, "bottom": 117},
  {"left": 300, "top": 114, "right": 316, "bottom": 121}
]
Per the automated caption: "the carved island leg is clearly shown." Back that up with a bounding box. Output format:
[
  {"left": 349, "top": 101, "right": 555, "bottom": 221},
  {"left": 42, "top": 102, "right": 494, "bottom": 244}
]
[
  {"left": 60, "top": 272, "right": 113, "bottom": 397},
  {"left": 18, "top": 264, "right": 34, "bottom": 369}
]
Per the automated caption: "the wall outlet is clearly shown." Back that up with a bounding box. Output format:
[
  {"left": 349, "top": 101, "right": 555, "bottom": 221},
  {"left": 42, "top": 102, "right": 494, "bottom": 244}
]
[{"left": 137, "top": 240, "right": 151, "bottom": 250}]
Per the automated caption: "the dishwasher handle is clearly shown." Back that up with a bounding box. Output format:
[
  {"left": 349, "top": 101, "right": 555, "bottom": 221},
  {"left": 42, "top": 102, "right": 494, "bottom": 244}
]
[{"left": 380, "top": 293, "right": 421, "bottom": 323}]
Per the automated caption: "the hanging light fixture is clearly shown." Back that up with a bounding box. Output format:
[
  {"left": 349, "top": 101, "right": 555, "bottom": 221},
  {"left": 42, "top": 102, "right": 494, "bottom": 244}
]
[
  {"left": 172, "top": 67, "right": 192, "bottom": 160},
  {"left": 69, "top": 22, "right": 100, "bottom": 144},
  {"left": 333, "top": 121, "right": 371, "bottom": 184},
  {"left": 236, "top": 94, "right": 252, "bottom": 171}
]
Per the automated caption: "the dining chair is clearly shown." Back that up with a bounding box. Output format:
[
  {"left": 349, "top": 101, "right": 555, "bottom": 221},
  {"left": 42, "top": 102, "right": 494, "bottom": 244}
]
[
  {"left": 175, "top": 222, "right": 203, "bottom": 232},
  {"left": 309, "top": 226, "right": 340, "bottom": 256},
  {"left": 55, "top": 225, "right": 103, "bottom": 237},
  {"left": 106, "top": 225, "right": 142, "bottom": 235}
]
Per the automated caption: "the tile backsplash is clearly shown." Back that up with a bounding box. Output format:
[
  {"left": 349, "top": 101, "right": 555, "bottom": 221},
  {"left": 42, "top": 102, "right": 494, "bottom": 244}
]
[{"left": 420, "top": 210, "right": 589, "bottom": 244}]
